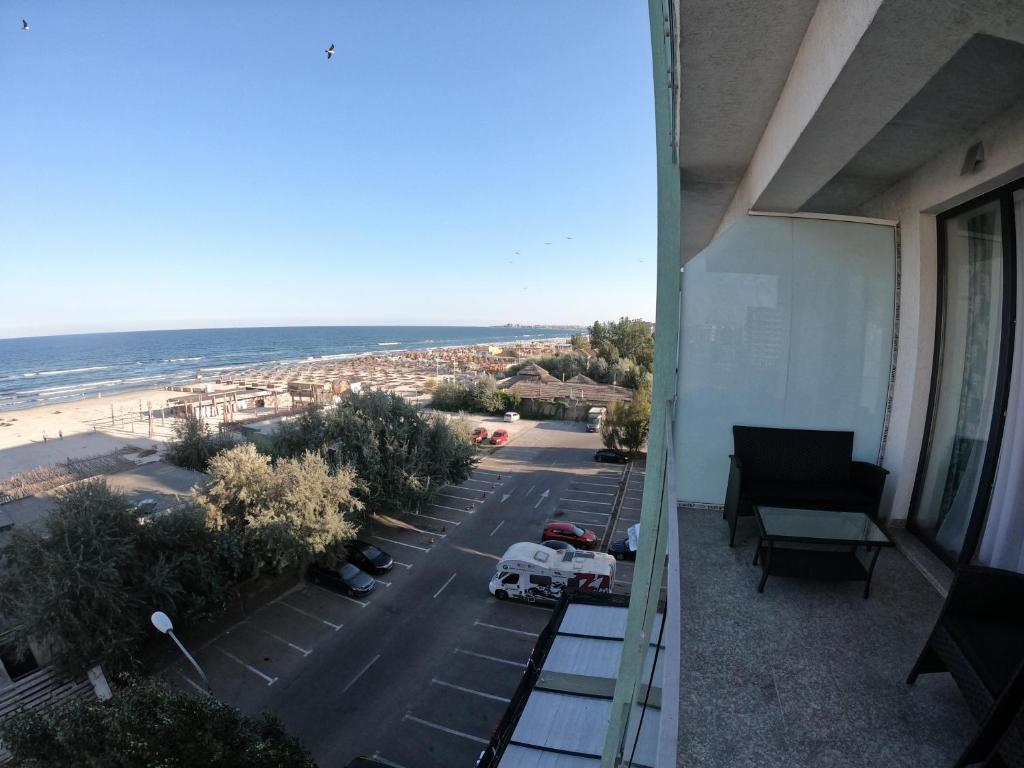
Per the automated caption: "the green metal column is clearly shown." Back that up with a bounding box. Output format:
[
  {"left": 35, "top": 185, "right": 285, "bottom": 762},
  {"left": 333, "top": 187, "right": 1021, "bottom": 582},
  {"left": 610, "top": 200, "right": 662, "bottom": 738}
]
[{"left": 600, "top": 0, "right": 681, "bottom": 765}]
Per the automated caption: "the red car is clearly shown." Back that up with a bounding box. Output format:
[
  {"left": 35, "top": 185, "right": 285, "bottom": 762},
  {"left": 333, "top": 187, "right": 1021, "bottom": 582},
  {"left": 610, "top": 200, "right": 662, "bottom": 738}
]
[
  {"left": 471, "top": 427, "right": 489, "bottom": 444},
  {"left": 542, "top": 521, "right": 597, "bottom": 550},
  {"left": 490, "top": 429, "right": 509, "bottom": 445}
]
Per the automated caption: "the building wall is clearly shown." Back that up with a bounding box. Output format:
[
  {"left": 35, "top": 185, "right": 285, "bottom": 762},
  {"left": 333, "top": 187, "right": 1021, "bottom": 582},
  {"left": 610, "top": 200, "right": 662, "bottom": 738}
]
[{"left": 857, "top": 97, "right": 1024, "bottom": 522}]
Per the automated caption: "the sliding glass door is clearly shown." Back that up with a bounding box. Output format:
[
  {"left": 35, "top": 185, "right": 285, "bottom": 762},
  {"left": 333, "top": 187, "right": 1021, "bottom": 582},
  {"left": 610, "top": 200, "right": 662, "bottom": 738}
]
[{"left": 911, "top": 182, "right": 1020, "bottom": 564}]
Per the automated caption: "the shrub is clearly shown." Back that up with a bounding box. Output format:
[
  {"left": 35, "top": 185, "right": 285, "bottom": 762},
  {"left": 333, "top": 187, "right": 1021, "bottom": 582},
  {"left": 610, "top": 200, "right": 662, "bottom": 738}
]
[
  {"left": 0, "top": 676, "right": 317, "bottom": 767},
  {"left": 601, "top": 380, "right": 652, "bottom": 457},
  {"left": 165, "top": 411, "right": 234, "bottom": 471},
  {"left": 0, "top": 481, "right": 237, "bottom": 677}
]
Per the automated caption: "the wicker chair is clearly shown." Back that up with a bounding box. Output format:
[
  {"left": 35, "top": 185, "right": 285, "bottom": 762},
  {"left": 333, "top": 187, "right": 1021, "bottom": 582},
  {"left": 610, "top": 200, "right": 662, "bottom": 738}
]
[{"left": 907, "top": 565, "right": 1024, "bottom": 767}]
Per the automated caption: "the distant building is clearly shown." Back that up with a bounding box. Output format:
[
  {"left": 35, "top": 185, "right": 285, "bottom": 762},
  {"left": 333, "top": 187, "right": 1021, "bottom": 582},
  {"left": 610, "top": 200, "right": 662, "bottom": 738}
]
[{"left": 497, "top": 363, "right": 633, "bottom": 419}]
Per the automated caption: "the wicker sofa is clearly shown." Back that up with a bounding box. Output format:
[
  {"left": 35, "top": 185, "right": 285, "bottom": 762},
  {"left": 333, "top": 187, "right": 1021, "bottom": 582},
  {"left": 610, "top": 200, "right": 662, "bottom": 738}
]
[
  {"left": 724, "top": 426, "right": 889, "bottom": 546},
  {"left": 907, "top": 566, "right": 1024, "bottom": 767}
]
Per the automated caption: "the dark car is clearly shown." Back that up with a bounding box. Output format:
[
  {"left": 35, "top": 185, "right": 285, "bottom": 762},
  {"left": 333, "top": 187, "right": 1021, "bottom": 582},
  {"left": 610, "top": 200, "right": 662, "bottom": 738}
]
[
  {"left": 347, "top": 540, "right": 394, "bottom": 574},
  {"left": 541, "top": 539, "right": 577, "bottom": 553},
  {"left": 307, "top": 561, "right": 375, "bottom": 597},
  {"left": 344, "top": 759, "right": 393, "bottom": 768},
  {"left": 594, "top": 448, "right": 629, "bottom": 464},
  {"left": 607, "top": 537, "right": 636, "bottom": 561},
  {"left": 542, "top": 521, "right": 598, "bottom": 550}
]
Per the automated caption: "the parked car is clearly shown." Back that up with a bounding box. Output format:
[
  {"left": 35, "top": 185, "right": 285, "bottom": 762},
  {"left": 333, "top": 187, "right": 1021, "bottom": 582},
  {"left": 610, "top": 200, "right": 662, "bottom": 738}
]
[
  {"left": 607, "top": 538, "right": 636, "bottom": 561},
  {"left": 594, "top": 448, "right": 629, "bottom": 464},
  {"left": 490, "top": 429, "right": 509, "bottom": 445},
  {"left": 346, "top": 540, "right": 394, "bottom": 574},
  {"left": 471, "top": 427, "right": 489, "bottom": 444},
  {"left": 306, "top": 561, "right": 375, "bottom": 597},
  {"left": 541, "top": 539, "right": 577, "bottom": 553},
  {"left": 542, "top": 521, "right": 597, "bottom": 550},
  {"left": 503, "top": 411, "right": 521, "bottom": 422}
]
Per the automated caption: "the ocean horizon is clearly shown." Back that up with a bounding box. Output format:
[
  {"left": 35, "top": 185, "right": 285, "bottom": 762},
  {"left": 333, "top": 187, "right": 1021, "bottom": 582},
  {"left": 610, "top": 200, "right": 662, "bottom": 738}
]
[{"left": 0, "top": 325, "right": 576, "bottom": 412}]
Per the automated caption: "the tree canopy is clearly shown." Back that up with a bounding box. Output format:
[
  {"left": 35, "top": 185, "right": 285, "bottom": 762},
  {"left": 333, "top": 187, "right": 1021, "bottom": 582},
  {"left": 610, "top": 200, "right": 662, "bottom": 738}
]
[
  {"left": 0, "top": 481, "right": 237, "bottom": 676},
  {"left": 198, "top": 444, "right": 362, "bottom": 574},
  {"left": 0, "top": 677, "right": 318, "bottom": 768},
  {"left": 165, "top": 411, "right": 235, "bottom": 472},
  {"left": 601, "top": 378, "right": 652, "bottom": 457},
  {"left": 589, "top": 317, "right": 654, "bottom": 372},
  {"left": 272, "top": 390, "right": 476, "bottom": 513}
]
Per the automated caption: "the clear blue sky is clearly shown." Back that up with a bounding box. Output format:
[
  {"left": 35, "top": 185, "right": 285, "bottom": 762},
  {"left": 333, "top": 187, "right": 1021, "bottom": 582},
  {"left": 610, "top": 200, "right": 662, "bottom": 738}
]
[{"left": 0, "top": 2, "right": 656, "bottom": 338}]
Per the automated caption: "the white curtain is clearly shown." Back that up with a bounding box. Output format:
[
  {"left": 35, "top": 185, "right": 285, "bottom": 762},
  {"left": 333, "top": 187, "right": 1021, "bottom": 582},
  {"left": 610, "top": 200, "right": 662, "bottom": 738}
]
[{"left": 978, "top": 192, "right": 1024, "bottom": 573}]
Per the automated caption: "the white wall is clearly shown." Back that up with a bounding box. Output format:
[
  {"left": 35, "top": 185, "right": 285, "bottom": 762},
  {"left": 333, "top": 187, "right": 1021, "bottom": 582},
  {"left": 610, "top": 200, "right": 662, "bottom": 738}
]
[{"left": 857, "top": 97, "right": 1024, "bottom": 522}]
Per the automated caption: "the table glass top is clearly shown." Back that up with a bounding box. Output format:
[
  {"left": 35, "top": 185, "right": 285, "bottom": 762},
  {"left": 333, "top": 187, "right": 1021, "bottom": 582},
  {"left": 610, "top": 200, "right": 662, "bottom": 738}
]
[{"left": 755, "top": 506, "right": 892, "bottom": 544}]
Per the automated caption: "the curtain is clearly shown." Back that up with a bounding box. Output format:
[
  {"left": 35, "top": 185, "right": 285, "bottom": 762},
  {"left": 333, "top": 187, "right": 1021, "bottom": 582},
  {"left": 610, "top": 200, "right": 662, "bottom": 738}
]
[{"left": 978, "top": 193, "right": 1024, "bottom": 573}]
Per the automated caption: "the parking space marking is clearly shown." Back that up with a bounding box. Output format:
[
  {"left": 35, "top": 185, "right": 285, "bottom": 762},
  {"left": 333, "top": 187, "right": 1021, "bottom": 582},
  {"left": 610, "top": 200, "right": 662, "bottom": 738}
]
[
  {"left": 371, "top": 754, "right": 409, "bottom": 768},
  {"left": 432, "top": 503, "right": 474, "bottom": 514},
  {"left": 216, "top": 647, "right": 277, "bottom": 686},
  {"left": 560, "top": 497, "right": 612, "bottom": 506},
  {"left": 474, "top": 620, "right": 539, "bottom": 637},
  {"left": 310, "top": 583, "right": 369, "bottom": 608},
  {"left": 371, "top": 534, "right": 429, "bottom": 552},
  {"left": 489, "top": 520, "right": 504, "bottom": 536},
  {"left": 434, "top": 572, "right": 457, "bottom": 599},
  {"left": 473, "top": 469, "right": 503, "bottom": 477},
  {"left": 375, "top": 578, "right": 392, "bottom": 587},
  {"left": 255, "top": 627, "right": 313, "bottom": 656},
  {"left": 376, "top": 517, "right": 446, "bottom": 538},
  {"left": 463, "top": 478, "right": 501, "bottom": 487},
  {"left": 279, "top": 600, "right": 343, "bottom": 630},
  {"left": 568, "top": 489, "right": 615, "bottom": 496},
  {"left": 562, "top": 510, "right": 611, "bottom": 519},
  {"left": 392, "top": 560, "right": 413, "bottom": 568},
  {"left": 403, "top": 715, "right": 488, "bottom": 745},
  {"left": 339, "top": 653, "right": 381, "bottom": 694},
  {"left": 574, "top": 481, "right": 620, "bottom": 489},
  {"left": 177, "top": 670, "right": 210, "bottom": 696},
  {"left": 431, "top": 678, "right": 511, "bottom": 703},
  {"left": 438, "top": 491, "right": 487, "bottom": 502},
  {"left": 410, "top": 511, "right": 461, "bottom": 525},
  {"left": 454, "top": 648, "right": 526, "bottom": 668}
]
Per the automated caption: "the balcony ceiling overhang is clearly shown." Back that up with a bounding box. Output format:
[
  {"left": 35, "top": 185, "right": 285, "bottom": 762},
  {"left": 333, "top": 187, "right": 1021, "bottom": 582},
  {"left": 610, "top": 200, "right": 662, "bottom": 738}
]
[
  {"left": 676, "top": 0, "right": 1024, "bottom": 261},
  {"left": 675, "top": 0, "right": 820, "bottom": 261}
]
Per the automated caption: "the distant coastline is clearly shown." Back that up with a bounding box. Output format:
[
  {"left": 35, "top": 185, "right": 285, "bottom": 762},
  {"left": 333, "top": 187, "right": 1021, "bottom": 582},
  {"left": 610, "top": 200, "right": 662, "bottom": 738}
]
[{"left": 0, "top": 325, "right": 575, "bottom": 413}]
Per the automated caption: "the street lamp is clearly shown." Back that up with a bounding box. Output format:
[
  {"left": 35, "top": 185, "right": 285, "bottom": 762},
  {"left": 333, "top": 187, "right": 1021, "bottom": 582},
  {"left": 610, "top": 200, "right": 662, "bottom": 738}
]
[{"left": 151, "top": 611, "right": 213, "bottom": 694}]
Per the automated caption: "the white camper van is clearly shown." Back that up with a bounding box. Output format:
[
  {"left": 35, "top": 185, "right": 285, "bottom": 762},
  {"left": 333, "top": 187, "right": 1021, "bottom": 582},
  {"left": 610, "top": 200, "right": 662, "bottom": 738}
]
[{"left": 488, "top": 542, "right": 616, "bottom": 603}]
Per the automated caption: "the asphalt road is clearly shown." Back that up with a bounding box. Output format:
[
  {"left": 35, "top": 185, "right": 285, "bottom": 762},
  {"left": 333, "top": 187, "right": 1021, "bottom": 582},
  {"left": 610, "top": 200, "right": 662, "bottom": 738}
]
[{"left": 167, "top": 418, "right": 628, "bottom": 768}]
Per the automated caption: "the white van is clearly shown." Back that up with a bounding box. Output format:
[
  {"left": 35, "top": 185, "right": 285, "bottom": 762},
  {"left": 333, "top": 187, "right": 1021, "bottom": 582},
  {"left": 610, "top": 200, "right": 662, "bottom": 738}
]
[{"left": 488, "top": 542, "right": 616, "bottom": 603}]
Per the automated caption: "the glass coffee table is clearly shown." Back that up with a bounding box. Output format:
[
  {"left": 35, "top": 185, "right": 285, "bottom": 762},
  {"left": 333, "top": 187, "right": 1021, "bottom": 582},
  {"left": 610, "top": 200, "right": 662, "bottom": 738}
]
[{"left": 753, "top": 506, "right": 894, "bottom": 598}]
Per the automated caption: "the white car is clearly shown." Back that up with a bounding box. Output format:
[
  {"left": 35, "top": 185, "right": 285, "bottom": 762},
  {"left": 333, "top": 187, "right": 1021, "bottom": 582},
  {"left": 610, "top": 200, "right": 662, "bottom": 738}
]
[{"left": 503, "top": 411, "right": 520, "bottom": 422}]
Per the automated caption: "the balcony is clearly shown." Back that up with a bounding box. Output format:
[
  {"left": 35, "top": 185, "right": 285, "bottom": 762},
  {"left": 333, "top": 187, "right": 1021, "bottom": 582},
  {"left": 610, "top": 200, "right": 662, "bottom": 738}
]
[{"left": 676, "top": 507, "right": 975, "bottom": 767}]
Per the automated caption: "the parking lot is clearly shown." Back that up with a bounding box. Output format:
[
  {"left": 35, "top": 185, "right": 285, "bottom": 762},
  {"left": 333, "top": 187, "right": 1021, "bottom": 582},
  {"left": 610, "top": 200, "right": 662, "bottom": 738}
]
[{"left": 164, "top": 418, "right": 629, "bottom": 767}]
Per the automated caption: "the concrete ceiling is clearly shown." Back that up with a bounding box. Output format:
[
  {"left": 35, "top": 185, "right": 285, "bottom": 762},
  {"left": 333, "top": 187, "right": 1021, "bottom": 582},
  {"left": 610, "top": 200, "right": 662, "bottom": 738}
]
[
  {"left": 675, "top": 0, "right": 820, "bottom": 260},
  {"left": 803, "top": 34, "right": 1024, "bottom": 214}
]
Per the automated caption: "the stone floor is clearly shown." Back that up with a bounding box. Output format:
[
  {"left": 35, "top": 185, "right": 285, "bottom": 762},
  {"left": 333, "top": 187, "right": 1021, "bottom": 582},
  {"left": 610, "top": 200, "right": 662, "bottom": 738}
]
[{"left": 677, "top": 507, "right": 975, "bottom": 768}]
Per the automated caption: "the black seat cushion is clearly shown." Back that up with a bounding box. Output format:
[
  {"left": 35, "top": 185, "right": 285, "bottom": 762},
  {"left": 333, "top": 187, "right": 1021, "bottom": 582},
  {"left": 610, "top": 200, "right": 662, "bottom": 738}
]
[
  {"left": 742, "top": 480, "right": 875, "bottom": 511},
  {"left": 733, "top": 426, "right": 854, "bottom": 485},
  {"left": 944, "top": 613, "right": 1024, "bottom": 695}
]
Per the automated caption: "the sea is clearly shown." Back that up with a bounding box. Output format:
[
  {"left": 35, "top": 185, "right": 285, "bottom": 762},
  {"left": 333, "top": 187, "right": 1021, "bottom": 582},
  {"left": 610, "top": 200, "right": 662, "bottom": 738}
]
[{"left": 0, "top": 326, "right": 576, "bottom": 412}]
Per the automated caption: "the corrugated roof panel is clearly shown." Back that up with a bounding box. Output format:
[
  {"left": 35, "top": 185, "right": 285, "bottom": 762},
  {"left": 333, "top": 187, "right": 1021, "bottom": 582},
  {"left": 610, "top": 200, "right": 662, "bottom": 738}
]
[
  {"left": 543, "top": 636, "right": 660, "bottom": 681},
  {"left": 559, "top": 604, "right": 664, "bottom": 644},
  {"left": 497, "top": 745, "right": 599, "bottom": 768},
  {"left": 510, "top": 691, "right": 609, "bottom": 757}
]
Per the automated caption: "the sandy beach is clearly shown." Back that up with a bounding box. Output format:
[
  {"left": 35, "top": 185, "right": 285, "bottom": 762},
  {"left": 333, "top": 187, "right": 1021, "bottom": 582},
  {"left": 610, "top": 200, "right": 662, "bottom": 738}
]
[{"left": 0, "top": 339, "right": 569, "bottom": 480}]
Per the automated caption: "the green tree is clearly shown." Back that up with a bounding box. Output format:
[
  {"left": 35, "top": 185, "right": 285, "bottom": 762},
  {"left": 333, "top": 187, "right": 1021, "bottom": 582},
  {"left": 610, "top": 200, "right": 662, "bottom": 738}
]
[
  {"left": 198, "top": 444, "right": 361, "bottom": 573},
  {"left": 429, "top": 380, "right": 474, "bottom": 412},
  {"left": 0, "top": 481, "right": 236, "bottom": 676},
  {"left": 273, "top": 390, "right": 476, "bottom": 513},
  {"left": 0, "top": 676, "right": 317, "bottom": 768},
  {"left": 601, "top": 381, "right": 652, "bottom": 457},
  {"left": 570, "top": 333, "right": 590, "bottom": 352},
  {"left": 588, "top": 318, "right": 654, "bottom": 373},
  {"left": 165, "top": 411, "right": 234, "bottom": 471}
]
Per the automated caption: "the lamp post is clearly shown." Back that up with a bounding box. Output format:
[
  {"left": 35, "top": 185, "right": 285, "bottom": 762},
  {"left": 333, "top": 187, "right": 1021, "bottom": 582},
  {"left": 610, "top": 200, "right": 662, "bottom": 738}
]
[{"left": 150, "top": 611, "right": 213, "bottom": 695}]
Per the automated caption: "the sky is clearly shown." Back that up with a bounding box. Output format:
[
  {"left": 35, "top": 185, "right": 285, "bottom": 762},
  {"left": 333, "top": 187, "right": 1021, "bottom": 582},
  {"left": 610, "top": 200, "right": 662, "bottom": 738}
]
[{"left": 0, "top": 2, "right": 656, "bottom": 338}]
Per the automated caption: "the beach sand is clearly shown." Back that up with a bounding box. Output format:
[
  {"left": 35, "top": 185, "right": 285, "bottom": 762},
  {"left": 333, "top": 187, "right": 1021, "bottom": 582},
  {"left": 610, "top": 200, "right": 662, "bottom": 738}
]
[{"left": 0, "top": 339, "right": 570, "bottom": 480}]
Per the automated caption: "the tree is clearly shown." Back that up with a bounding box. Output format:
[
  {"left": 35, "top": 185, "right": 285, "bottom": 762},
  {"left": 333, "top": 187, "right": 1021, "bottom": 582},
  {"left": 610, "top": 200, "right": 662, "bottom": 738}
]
[
  {"left": 198, "top": 444, "right": 361, "bottom": 573},
  {"left": 0, "top": 481, "right": 236, "bottom": 676},
  {"left": 601, "top": 381, "right": 652, "bottom": 457},
  {"left": 0, "top": 676, "right": 318, "bottom": 768},
  {"left": 588, "top": 318, "right": 654, "bottom": 374},
  {"left": 165, "top": 411, "right": 234, "bottom": 471},
  {"left": 570, "top": 333, "right": 590, "bottom": 352},
  {"left": 429, "top": 380, "right": 474, "bottom": 412},
  {"left": 272, "top": 390, "right": 476, "bottom": 514}
]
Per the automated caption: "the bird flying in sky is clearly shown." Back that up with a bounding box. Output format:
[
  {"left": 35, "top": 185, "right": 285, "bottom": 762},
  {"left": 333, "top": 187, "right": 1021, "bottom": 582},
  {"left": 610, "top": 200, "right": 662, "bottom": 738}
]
[
  {"left": 325, "top": 44, "right": 335, "bottom": 60},
  {"left": 21, "top": 19, "right": 29, "bottom": 31}
]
